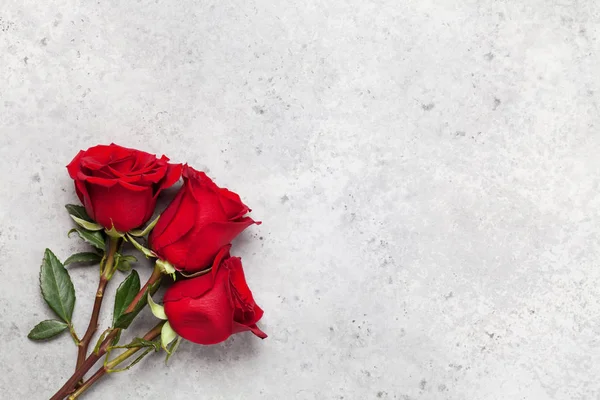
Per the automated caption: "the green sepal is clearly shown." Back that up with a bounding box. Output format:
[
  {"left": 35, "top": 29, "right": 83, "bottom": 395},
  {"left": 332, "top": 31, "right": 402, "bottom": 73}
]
[
  {"left": 180, "top": 266, "right": 212, "bottom": 279},
  {"left": 165, "top": 336, "right": 182, "bottom": 364},
  {"left": 129, "top": 214, "right": 161, "bottom": 237},
  {"left": 106, "top": 346, "right": 155, "bottom": 373},
  {"left": 105, "top": 225, "right": 125, "bottom": 239},
  {"left": 70, "top": 215, "right": 103, "bottom": 231},
  {"left": 113, "top": 271, "right": 141, "bottom": 325},
  {"left": 156, "top": 259, "right": 176, "bottom": 277},
  {"left": 64, "top": 252, "right": 103, "bottom": 266},
  {"left": 126, "top": 234, "right": 157, "bottom": 258},
  {"left": 147, "top": 293, "right": 167, "bottom": 320},
  {"left": 40, "top": 249, "right": 76, "bottom": 323},
  {"left": 161, "top": 321, "right": 177, "bottom": 351},
  {"left": 68, "top": 228, "right": 106, "bottom": 250},
  {"left": 111, "top": 337, "right": 161, "bottom": 352},
  {"left": 27, "top": 319, "right": 68, "bottom": 340}
]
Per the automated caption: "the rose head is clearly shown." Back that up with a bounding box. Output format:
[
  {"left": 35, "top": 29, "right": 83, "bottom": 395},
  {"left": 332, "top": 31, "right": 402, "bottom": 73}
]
[
  {"left": 67, "top": 143, "right": 182, "bottom": 232},
  {"left": 149, "top": 165, "right": 258, "bottom": 273},
  {"left": 163, "top": 246, "right": 267, "bottom": 345}
]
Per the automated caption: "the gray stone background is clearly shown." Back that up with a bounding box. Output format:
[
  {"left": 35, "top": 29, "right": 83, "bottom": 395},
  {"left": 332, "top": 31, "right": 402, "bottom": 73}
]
[{"left": 1, "top": 1, "right": 599, "bottom": 399}]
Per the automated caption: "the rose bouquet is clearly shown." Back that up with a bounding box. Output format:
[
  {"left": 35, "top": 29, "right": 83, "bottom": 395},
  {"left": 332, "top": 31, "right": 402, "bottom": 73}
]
[{"left": 28, "top": 144, "right": 266, "bottom": 399}]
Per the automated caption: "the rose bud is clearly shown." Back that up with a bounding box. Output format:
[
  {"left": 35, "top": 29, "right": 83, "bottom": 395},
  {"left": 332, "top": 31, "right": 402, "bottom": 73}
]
[
  {"left": 149, "top": 165, "right": 258, "bottom": 273},
  {"left": 67, "top": 144, "right": 182, "bottom": 233},
  {"left": 163, "top": 246, "right": 267, "bottom": 345}
]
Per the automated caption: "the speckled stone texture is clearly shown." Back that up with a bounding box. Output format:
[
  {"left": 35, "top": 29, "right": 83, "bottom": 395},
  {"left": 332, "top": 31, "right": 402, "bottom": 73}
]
[{"left": 1, "top": 1, "right": 600, "bottom": 399}]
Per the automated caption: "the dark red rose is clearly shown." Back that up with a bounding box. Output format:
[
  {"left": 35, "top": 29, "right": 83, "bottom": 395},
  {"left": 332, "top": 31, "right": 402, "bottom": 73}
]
[
  {"left": 67, "top": 143, "right": 182, "bottom": 232},
  {"left": 148, "top": 165, "right": 258, "bottom": 273},
  {"left": 163, "top": 246, "right": 267, "bottom": 345}
]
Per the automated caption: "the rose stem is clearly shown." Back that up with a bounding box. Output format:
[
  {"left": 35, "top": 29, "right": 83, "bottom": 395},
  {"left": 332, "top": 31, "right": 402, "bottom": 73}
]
[
  {"left": 50, "top": 264, "right": 163, "bottom": 400},
  {"left": 75, "top": 237, "right": 122, "bottom": 374},
  {"left": 125, "top": 262, "right": 163, "bottom": 314},
  {"left": 67, "top": 322, "right": 165, "bottom": 400}
]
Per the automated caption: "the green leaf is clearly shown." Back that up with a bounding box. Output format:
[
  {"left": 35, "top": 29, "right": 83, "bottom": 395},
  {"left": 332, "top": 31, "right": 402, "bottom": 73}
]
[
  {"left": 115, "top": 254, "right": 137, "bottom": 272},
  {"left": 115, "top": 259, "right": 131, "bottom": 272},
  {"left": 122, "top": 255, "right": 138, "bottom": 263},
  {"left": 161, "top": 321, "right": 177, "bottom": 350},
  {"left": 147, "top": 293, "right": 167, "bottom": 320},
  {"left": 27, "top": 320, "right": 68, "bottom": 340},
  {"left": 112, "top": 329, "right": 122, "bottom": 346},
  {"left": 40, "top": 249, "right": 76, "bottom": 323},
  {"left": 70, "top": 215, "right": 103, "bottom": 231},
  {"left": 126, "top": 234, "right": 157, "bottom": 258},
  {"left": 129, "top": 214, "right": 161, "bottom": 237},
  {"left": 113, "top": 270, "right": 141, "bottom": 325},
  {"left": 65, "top": 204, "right": 93, "bottom": 222},
  {"left": 64, "top": 252, "right": 103, "bottom": 266},
  {"left": 165, "top": 336, "right": 182, "bottom": 363},
  {"left": 113, "top": 278, "right": 162, "bottom": 329},
  {"left": 68, "top": 228, "right": 105, "bottom": 250},
  {"left": 113, "top": 311, "right": 137, "bottom": 330}
]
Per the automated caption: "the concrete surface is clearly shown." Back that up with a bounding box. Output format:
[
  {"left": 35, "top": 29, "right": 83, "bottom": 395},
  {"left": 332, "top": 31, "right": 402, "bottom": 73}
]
[{"left": 1, "top": 1, "right": 599, "bottom": 399}]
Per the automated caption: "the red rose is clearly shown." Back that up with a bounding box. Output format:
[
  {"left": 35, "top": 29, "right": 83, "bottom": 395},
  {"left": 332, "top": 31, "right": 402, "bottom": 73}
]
[
  {"left": 149, "top": 165, "right": 258, "bottom": 273},
  {"left": 163, "top": 246, "right": 267, "bottom": 345},
  {"left": 67, "top": 143, "right": 182, "bottom": 232}
]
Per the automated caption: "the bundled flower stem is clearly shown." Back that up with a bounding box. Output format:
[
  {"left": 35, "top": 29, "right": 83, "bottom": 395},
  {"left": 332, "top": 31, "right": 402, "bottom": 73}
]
[
  {"left": 67, "top": 322, "right": 165, "bottom": 399},
  {"left": 50, "top": 265, "right": 164, "bottom": 400}
]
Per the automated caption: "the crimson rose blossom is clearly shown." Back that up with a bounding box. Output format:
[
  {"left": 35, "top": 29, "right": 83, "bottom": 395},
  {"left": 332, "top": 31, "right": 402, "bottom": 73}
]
[
  {"left": 149, "top": 165, "right": 258, "bottom": 273},
  {"left": 163, "top": 246, "right": 267, "bottom": 344},
  {"left": 67, "top": 143, "right": 182, "bottom": 232}
]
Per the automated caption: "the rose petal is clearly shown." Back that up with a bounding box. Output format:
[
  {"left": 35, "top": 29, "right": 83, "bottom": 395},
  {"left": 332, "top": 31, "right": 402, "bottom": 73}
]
[
  {"left": 163, "top": 246, "right": 230, "bottom": 302},
  {"left": 232, "top": 322, "right": 268, "bottom": 339},
  {"left": 159, "top": 162, "right": 183, "bottom": 191},
  {"left": 177, "top": 219, "right": 257, "bottom": 272},
  {"left": 149, "top": 184, "right": 187, "bottom": 242},
  {"left": 136, "top": 163, "right": 167, "bottom": 185},
  {"left": 210, "top": 245, "right": 232, "bottom": 283},
  {"left": 184, "top": 166, "right": 250, "bottom": 221},
  {"left": 79, "top": 145, "right": 133, "bottom": 170},
  {"left": 164, "top": 268, "right": 235, "bottom": 345},
  {"left": 163, "top": 274, "right": 213, "bottom": 304},
  {"left": 217, "top": 187, "right": 251, "bottom": 220},
  {"left": 149, "top": 187, "right": 196, "bottom": 257},
  {"left": 226, "top": 257, "right": 264, "bottom": 326},
  {"left": 86, "top": 183, "right": 154, "bottom": 231},
  {"left": 66, "top": 150, "right": 85, "bottom": 179},
  {"left": 107, "top": 155, "right": 136, "bottom": 173},
  {"left": 75, "top": 180, "right": 96, "bottom": 220}
]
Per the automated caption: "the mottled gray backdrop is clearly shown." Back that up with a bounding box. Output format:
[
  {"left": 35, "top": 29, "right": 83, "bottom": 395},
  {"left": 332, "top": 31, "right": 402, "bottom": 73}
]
[{"left": 1, "top": 1, "right": 599, "bottom": 399}]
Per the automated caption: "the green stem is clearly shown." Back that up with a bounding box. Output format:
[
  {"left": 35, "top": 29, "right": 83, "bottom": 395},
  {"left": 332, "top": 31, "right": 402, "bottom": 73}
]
[
  {"left": 67, "top": 368, "right": 103, "bottom": 400},
  {"left": 49, "top": 263, "right": 164, "bottom": 400},
  {"left": 67, "top": 322, "right": 165, "bottom": 399},
  {"left": 74, "top": 237, "right": 121, "bottom": 373}
]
